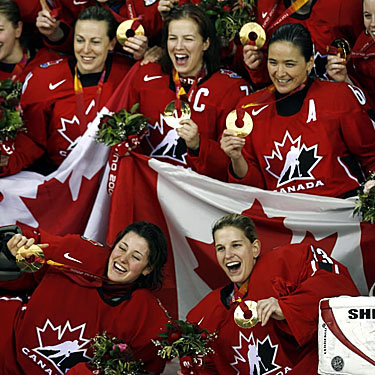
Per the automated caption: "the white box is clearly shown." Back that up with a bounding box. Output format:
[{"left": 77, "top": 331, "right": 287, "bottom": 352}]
[{"left": 318, "top": 296, "right": 375, "bottom": 374}]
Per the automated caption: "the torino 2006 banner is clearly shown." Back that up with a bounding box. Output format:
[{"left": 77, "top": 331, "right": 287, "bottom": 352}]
[{"left": 0, "top": 110, "right": 374, "bottom": 318}]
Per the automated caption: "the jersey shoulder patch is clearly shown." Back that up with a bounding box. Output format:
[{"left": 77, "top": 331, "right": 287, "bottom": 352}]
[
  {"left": 39, "top": 58, "right": 64, "bottom": 69},
  {"left": 219, "top": 68, "right": 242, "bottom": 79}
]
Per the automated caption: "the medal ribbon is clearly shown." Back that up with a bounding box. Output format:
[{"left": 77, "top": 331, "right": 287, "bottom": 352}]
[
  {"left": 172, "top": 67, "right": 205, "bottom": 111},
  {"left": 241, "top": 81, "right": 306, "bottom": 109},
  {"left": 263, "top": 0, "right": 309, "bottom": 32},
  {"left": 130, "top": 15, "right": 144, "bottom": 32},
  {"left": 11, "top": 49, "right": 29, "bottom": 81},
  {"left": 24, "top": 254, "right": 109, "bottom": 283},
  {"left": 74, "top": 65, "right": 106, "bottom": 134},
  {"left": 231, "top": 279, "right": 251, "bottom": 314}
]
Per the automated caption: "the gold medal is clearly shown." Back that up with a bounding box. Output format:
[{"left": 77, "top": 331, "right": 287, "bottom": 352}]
[
  {"left": 226, "top": 109, "right": 253, "bottom": 137},
  {"left": 234, "top": 300, "right": 259, "bottom": 328},
  {"left": 239, "top": 22, "right": 266, "bottom": 48},
  {"left": 328, "top": 38, "right": 351, "bottom": 61},
  {"left": 116, "top": 19, "right": 145, "bottom": 46},
  {"left": 163, "top": 100, "right": 191, "bottom": 129},
  {"left": 16, "top": 245, "right": 45, "bottom": 273}
]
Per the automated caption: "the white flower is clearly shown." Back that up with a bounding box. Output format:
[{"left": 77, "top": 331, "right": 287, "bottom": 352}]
[{"left": 363, "top": 180, "right": 375, "bottom": 194}]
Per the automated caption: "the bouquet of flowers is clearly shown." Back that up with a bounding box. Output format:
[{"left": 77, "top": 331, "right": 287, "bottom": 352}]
[
  {"left": 96, "top": 103, "right": 148, "bottom": 149},
  {"left": 90, "top": 332, "right": 143, "bottom": 375},
  {"left": 0, "top": 78, "right": 24, "bottom": 142},
  {"left": 152, "top": 320, "right": 216, "bottom": 375},
  {"left": 353, "top": 172, "right": 375, "bottom": 224},
  {"left": 198, "top": 0, "right": 256, "bottom": 44}
]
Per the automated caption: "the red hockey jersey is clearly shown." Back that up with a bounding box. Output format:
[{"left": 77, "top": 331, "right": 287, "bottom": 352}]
[
  {"left": 248, "top": 0, "right": 363, "bottom": 87},
  {"left": 102, "top": 0, "right": 164, "bottom": 43},
  {"left": 229, "top": 78, "right": 375, "bottom": 197},
  {"left": 187, "top": 242, "right": 359, "bottom": 375},
  {"left": 125, "top": 62, "right": 251, "bottom": 181},
  {"left": 0, "top": 230, "right": 169, "bottom": 375},
  {"left": 0, "top": 48, "right": 61, "bottom": 83},
  {"left": 349, "top": 31, "right": 375, "bottom": 108},
  {"left": 20, "top": 54, "right": 132, "bottom": 166}
]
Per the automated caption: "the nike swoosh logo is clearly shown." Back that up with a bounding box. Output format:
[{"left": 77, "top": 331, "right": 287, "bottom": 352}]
[
  {"left": 251, "top": 105, "right": 269, "bottom": 116},
  {"left": 64, "top": 252, "right": 82, "bottom": 264},
  {"left": 262, "top": 11, "right": 268, "bottom": 19},
  {"left": 49, "top": 79, "right": 66, "bottom": 90},
  {"left": 73, "top": 0, "right": 88, "bottom": 4},
  {"left": 144, "top": 75, "right": 162, "bottom": 82}
]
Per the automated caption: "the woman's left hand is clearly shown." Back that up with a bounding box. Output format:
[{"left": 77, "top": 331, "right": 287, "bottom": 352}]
[
  {"left": 122, "top": 35, "right": 148, "bottom": 60},
  {"left": 177, "top": 119, "right": 200, "bottom": 150},
  {"left": 256, "top": 297, "right": 285, "bottom": 327},
  {"left": 141, "top": 46, "right": 163, "bottom": 65}
]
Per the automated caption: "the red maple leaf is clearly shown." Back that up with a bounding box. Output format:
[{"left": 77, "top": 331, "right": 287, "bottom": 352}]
[
  {"left": 241, "top": 199, "right": 293, "bottom": 255},
  {"left": 21, "top": 169, "right": 103, "bottom": 235},
  {"left": 299, "top": 231, "right": 338, "bottom": 256},
  {"left": 186, "top": 199, "right": 294, "bottom": 289},
  {"left": 186, "top": 237, "right": 228, "bottom": 290}
]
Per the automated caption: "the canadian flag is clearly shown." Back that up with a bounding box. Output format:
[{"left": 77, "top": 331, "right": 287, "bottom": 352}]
[
  {"left": 0, "top": 112, "right": 374, "bottom": 319},
  {"left": 85, "top": 152, "right": 374, "bottom": 318}
]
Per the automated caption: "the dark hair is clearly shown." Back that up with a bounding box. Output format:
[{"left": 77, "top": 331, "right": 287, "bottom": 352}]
[
  {"left": 212, "top": 214, "right": 257, "bottom": 244},
  {"left": 0, "top": 0, "right": 25, "bottom": 46},
  {"left": 76, "top": 6, "right": 118, "bottom": 40},
  {"left": 160, "top": 3, "right": 220, "bottom": 76},
  {"left": 112, "top": 221, "right": 168, "bottom": 290},
  {"left": 0, "top": 0, "right": 20, "bottom": 28},
  {"left": 269, "top": 23, "right": 314, "bottom": 62}
]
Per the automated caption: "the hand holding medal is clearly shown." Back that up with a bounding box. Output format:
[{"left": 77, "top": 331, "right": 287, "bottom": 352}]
[
  {"left": 234, "top": 300, "right": 259, "bottom": 328},
  {"left": 163, "top": 100, "right": 191, "bottom": 129},
  {"left": 116, "top": 18, "right": 145, "bottom": 46},
  {"left": 15, "top": 242, "right": 108, "bottom": 283},
  {"left": 240, "top": 22, "right": 266, "bottom": 49},
  {"left": 327, "top": 38, "right": 351, "bottom": 62},
  {"left": 226, "top": 108, "right": 253, "bottom": 137},
  {"left": 16, "top": 244, "right": 46, "bottom": 273}
]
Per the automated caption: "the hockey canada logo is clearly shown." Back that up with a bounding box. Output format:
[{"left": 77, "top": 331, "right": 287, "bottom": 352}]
[
  {"left": 264, "top": 130, "right": 322, "bottom": 191},
  {"left": 231, "top": 332, "right": 287, "bottom": 375},
  {"left": 22, "top": 319, "right": 91, "bottom": 375},
  {"left": 146, "top": 115, "right": 188, "bottom": 164}
]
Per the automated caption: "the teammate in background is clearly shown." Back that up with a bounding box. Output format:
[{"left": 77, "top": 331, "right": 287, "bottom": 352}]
[
  {"left": 0, "top": 0, "right": 59, "bottom": 82},
  {"left": 244, "top": 0, "right": 363, "bottom": 88},
  {"left": 97, "top": 0, "right": 164, "bottom": 48},
  {"left": 185, "top": 213, "right": 359, "bottom": 374},
  {"left": 15, "top": 6, "right": 134, "bottom": 175},
  {"left": 122, "top": 4, "right": 251, "bottom": 181},
  {"left": 0, "top": 0, "right": 61, "bottom": 176},
  {"left": 326, "top": 0, "right": 375, "bottom": 109},
  {"left": 221, "top": 23, "right": 375, "bottom": 198},
  {"left": 36, "top": 0, "right": 148, "bottom": 59},
  {"left": 0, "top": 221, "right": 169, "bottom": 374}
]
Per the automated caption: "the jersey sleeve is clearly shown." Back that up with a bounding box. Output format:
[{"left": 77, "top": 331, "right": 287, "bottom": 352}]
[
  {"left": 0, "top": 133, "right": 45, "bottom": 176},
  {"left": 276, "top": 244, "right": 360, "bottom": 347},
  {"left": 336, "top": 83, "right": 375, "bottom": 176},
  {"left": 187, "top": 78, "right": 251, "bottom": 181}
]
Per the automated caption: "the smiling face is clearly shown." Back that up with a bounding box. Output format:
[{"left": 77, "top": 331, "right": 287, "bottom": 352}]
[
  {"left": 74, "top": 19, "right": 116, "bottom": 74},
  {"left": 167, "top": 18, "right": 209, "bottom": 77},
  {"left": 107, "top": 231, "right": 152, "bottom": 284},
  {"left": 364, "top": 0, "right": 375, "bottom": 35},
  {"left": 267, "top": 40, "right": 313, "bottom": 94},
  {"left": 0, "top": 13, "right": 22, "bottom": 64},
  {"left": 214, "top": 226, "right": 261, "bottom": 287}
]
